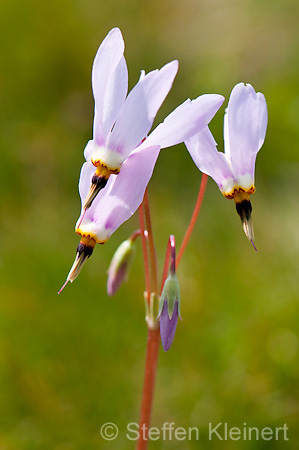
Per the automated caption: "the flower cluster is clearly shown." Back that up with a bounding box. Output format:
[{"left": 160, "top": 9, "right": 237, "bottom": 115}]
[
  {"left": 60, "top": 27, "right": 268, "bottom": 349},
  {"left": 59, "top": 27, "right": 225, "bottom": 290}
]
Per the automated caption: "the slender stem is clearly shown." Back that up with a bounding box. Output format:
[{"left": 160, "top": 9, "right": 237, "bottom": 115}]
[
  {"left": 137, "top": 189, "right": 160, "bottom": 450},
  {"left": 169, "top": 235, "right": 176, "bottom": 275},
  {"left": 143, "top": 188, "right": 158, "bottom": 295},
  {"left": 160, "top": 241, "right": 171, "bottom": 295},
  {"left": 160, "top": 235, "right": 176, "bottom": 294},
  {"left": 138, "top": 205, "right": 151, "bottom": 303},
  {"left": 177, "top": 173, "right": 208, "bottom": 268},
  {"left": 137, "top": 327, "right": 160, "bottom": 450},
  {"left": 129, "top": 229, "right": 142, "bottom": 242}
]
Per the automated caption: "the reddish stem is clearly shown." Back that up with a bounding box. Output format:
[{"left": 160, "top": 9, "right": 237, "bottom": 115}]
[
  {"left": 177, "top": 173, "right": 208, "bottom": 268},
  {"left": 143, "top": 189, "right": 158, "bottom": 295},
  {"left": 169, "top": 235, "right": 176, "bottom": 275},
  {"left": 137, "top": 328, "right": 160, "bottom": 450},
  {"left": 160, "top": 242, "right": 171, "bottom": 295},
  {"left": 137, "top": 189, "right": 160, "bottom": 450},
  {"left": 160, "top": 235, "right": 176, "bottom": 294},
  {"left": 129, "top": 229, "right": 142, "bottom": 242},
  {"left": 138, "top": 205, "right": 151, "bottom": 303}
]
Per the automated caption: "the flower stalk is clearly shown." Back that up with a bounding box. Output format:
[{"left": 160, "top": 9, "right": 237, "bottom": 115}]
[
  {"left": 137, "top": 192, "right": 160, "bottom": 450},
  {"left": 176, "top": 173, "right": 208, "bottom": 267},
  {"left": 143, "top": 188, "right": 158, "bottom": 296},
  {"left": 137, "top": 327, "right": 160, "bottom": 450},
  {"left": 138, "top": 204, "right": 151, "bottom": 304}
]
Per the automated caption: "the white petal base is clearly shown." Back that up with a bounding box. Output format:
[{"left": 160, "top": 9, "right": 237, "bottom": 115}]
[
  {"left": 76, "top": 219, "right": 110, "bottom": 244},
  {"left": 222, "top": 174, "right": 255, "bottom": 199},
  {"left": 91, "top": 144, "right": 124, "bottom": 172}
]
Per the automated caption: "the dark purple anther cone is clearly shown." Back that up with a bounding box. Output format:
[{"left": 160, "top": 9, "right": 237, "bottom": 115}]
[{"left": 159, "top": 300, "right": 179, "bottom": 352}]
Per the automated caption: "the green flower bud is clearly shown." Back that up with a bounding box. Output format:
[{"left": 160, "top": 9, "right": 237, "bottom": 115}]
[{"left": 107, "top": 238, "right": 136, "bottom": 296}]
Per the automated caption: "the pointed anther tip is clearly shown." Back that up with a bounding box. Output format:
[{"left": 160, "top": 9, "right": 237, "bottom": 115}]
[
  {"left": 58, "top": 279, "right": 69, "bottom": 295},
  {"left": 251, "top": 240, "right": 258, "bottom": 252},
  {"left": 83, "top": 174, "right": 109, "bottom": 210}
]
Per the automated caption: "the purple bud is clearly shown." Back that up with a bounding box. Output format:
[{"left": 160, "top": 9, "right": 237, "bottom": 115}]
[{"left": 159, "top": 300, "right": 179, "bottom": 352}]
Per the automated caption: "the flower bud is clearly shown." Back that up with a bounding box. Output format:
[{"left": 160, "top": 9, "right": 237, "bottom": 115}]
[
  {"left": 158, "top": 273, "right": 181, "bottom": 351},
  {"left": 107, "top": 238, "right": 136, "bottom": 296}
]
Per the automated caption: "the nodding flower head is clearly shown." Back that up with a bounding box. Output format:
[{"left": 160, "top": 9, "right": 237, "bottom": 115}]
[
  {"left": 185, "top": 82, "right": 267, "bottom": 246},
  {"left": 81, "top": 27, "right": 179, "bottom": 210},
  {"left": 59, "top": 27, "right": 225, "bottom": 291},
  {"left": 76, "top": 91, "right": 225, "bottom": 248}
]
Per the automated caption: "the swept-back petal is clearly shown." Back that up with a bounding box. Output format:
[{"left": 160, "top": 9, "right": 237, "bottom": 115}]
[
  {"left": 77, "top": 145, "right": 161, "bottom": 243},
  {"left": 78, "top": 160, "right": 97, "bottom": 208},
  {"left": 101, "top": 56, "right": 128, "bottom": 140},
  {"left": 83, "top": 140, "right": 95, "bottom": 162},
  {"left": 92, "top": 28, "right": 127, "bottom": 145},
  {"left": 107, "top": 60, "right": 179, "bottom": 157},
  {"left": 185, "top": 126, "right": 235, "bottom": 194},
  {"left": 225, "top": 83, "right": 267, "bottom": 180},
  {"left": 257, "top": 92, "right": 268, "bottom": 149},
  {"left": 142, "top": 94, "right": 225, "bottom": 150}
]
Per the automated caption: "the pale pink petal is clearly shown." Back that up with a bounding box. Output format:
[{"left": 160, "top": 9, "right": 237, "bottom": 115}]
[
  {"left": 223, "top": 108, "right": 231, "bottom": 160},
  {"left": 142, "top": 94, "right": 225, "bottom": 150},
  {"left": 101, "top": 56, "right": 128, "bottom": 139},
  {"left": 257, "top": 92, "right": 268, "bottom": 149},
  {"left": 76, "top": 164, "right": 114, "bottom": 229},
  {"left": 185, "top": 126, "right": 235, "bottom": 192},
  {"left": 107, "top": 60, "right": 179, "bottom": 157},
  {"left": 78, "top": 160, "right": 96, "bottom": 208},
  {"left": 92, "top": 28, "right": 126, "bottom": 145},
  {"left": 225, "top": 83, "right": 267, "bottom": 179},
  {"left": 139, "top": 70, "right": 146, "bottom": 82},
  {"left": 78, "top": 145, "right": 161, "bottom": 242},
  {"left": 83, "top": 140, "right": 94, "bottom": 161}
]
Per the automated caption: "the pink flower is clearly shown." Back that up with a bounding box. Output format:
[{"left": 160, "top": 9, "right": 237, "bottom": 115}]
[
  {"left": 185, "top": 82, "right": 267, "bottom": 243},
  {"left": 62, "top": 93, "right": 224, "bottom": 288},
  {"left": 59, "top": 28, "right": 225, "bottom": 289},
  {"left": 76, "top": 94, "right": 224, "bottom": 245},
  {"left": 82, "top": 27, "right": 180, "bottom": 209}
]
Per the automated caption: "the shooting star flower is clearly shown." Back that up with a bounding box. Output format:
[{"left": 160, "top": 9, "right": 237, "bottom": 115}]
[
  {"left": 59, "top": 92, "right": 224, "bottom": 291},
  {"left": 82, "top": 27, "right": 179, "bottom": 210},
  {"left": 185, "top": 82, "right": 267, "bottom": 246}
]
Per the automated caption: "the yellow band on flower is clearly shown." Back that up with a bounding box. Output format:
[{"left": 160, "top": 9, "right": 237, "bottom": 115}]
[
  {"left": 75, "top": 228, "right": 108, "bottom": 245},
  {"left": 222, "top": 185, "right": 255, "bottom": 200}
]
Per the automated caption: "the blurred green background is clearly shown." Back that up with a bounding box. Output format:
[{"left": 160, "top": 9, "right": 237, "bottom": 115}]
[{"left": 0, "top": 0, "right": 298, "bottom": 448}]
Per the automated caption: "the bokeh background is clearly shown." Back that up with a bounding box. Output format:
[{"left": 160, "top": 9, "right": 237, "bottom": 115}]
[{"left": 0, "top": 0, "right": 298, "bottom": 448}]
